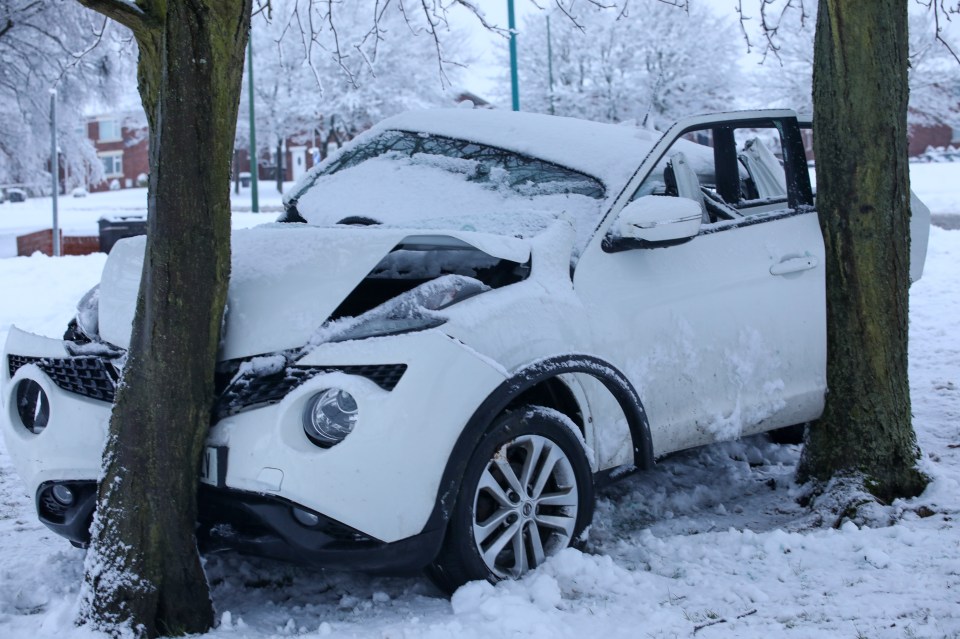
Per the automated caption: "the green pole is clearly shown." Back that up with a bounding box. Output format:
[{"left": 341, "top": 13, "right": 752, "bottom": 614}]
[
  {"left": 247, "top": 37, "right": 259, "bottom": 213},
  {"left": 508, "top": 0, "right": 520, "bottom": 111},
  {"left": 546, "top": 14, "right": 554, "bottom": 115}
]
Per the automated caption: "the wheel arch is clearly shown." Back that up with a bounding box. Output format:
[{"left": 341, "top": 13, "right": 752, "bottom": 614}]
[{"left": 422, "top": 354, "right": 653, "bottom": 538}]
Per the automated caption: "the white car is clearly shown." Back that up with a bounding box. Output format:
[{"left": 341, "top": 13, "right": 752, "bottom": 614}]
[{"left": 1, "top": 109, "right": 929, "bottom": 591}]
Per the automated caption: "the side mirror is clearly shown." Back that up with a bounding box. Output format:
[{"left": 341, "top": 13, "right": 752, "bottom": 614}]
[{"left": 609, "top": 196, "right": 702, "bottom": 250}]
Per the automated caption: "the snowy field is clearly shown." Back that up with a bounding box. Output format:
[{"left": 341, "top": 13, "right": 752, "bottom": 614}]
[
  {"left": 0, "top": 181, "right": 291, "bottom": 259},
  {"left": 0, "top": 163, "right": 958, "bottom": 638}
]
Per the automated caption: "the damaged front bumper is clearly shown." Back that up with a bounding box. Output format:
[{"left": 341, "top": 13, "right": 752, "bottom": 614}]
[
  {"left": 195, "top": 485, "right": 443, "bottom": 573},
  {"left": 31, "top": 477, "right": 442, "bottom": 573},
  {"left": 2, "top": 326, "right": 507, "bottom": 571}
]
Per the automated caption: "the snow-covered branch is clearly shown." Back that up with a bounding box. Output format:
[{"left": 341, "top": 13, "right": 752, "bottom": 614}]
[
  {"left": 500, "top": 0, "right": 739, "bottom": 128},
  {"left": 923, "top": 0, "right": 960, "bottom": 64},
  {"left": 735, "top": 0, "right": 811, "bottom": 61},
  {"left": 747, "top": 0, "right": 960, "bottom": 126},
  {"left": 239, "top": 0, "right": 464, "bottom": 157},
  {"left": 0, "top": 0, "right": 135, "bottom": 187},
  {"left": 75, "top": 0, "right": 155, "bottom": 34}
]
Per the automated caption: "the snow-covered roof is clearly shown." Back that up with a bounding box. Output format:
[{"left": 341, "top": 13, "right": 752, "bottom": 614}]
[{"left": 374, "top": 109, "right": 661, "bottom": 190}]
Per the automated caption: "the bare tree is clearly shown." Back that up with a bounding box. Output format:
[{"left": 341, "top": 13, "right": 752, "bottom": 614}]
[
  {"left": 74, "top": 0, "right": 251, "bottom": 636},
  {"left": 736, "top": 0, "right": 942, "bottom": 505},
  {"left": 796, "top": 0, "right": 928, "bottom": 504},
  {"left": 517, "top": 0, "right": 935, "bottom": 509}
]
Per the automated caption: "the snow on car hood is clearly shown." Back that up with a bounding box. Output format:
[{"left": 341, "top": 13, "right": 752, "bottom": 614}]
[{"left": 97, "top": 225, "right": 530, "bottom": 360}]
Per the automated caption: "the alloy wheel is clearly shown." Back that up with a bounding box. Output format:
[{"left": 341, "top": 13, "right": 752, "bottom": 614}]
[{"left": 471, "top": 434, "right": 579, "bottom": 578}]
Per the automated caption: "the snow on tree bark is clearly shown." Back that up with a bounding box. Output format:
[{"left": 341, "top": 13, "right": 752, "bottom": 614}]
[
  {"left": 74, "top": 0, "right": 251, "bottom": 636},
  {"left": 798, "top": 0, "right": 927, "bottom": 502}
]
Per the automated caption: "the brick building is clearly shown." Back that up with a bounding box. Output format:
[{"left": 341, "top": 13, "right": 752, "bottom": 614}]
[
  {"left": 909, "top": 121, "right": 960, "bottom": 156},
  {"left": 85, "top": 94, "right": 490, "bottom": 191},
  {"left": 233, "top": 136, "right": 325, "bottom": 185},
  {"left": 85, "top": 113, "right": 150, "bottom": 193}
]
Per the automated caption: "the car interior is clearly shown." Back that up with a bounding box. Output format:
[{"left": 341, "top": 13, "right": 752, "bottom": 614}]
[{"left": 637, "top": 124, "right": 799, "bottom": 227}]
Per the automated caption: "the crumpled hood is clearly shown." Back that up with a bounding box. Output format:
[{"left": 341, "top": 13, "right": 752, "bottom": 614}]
[{"left": 98, "top": 225, "right": 531, "bottom": 361}]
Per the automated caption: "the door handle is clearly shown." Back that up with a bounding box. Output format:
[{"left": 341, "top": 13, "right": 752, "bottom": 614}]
[{"left": 770, "top": 256, "right": 818, "bottom": 276}]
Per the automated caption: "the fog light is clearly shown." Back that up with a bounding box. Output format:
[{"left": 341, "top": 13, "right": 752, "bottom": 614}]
[
  {"left": 15, "top": 379, "right": 49, "bottom": 434},
  {"left": 292, "top": 507, "right": 320, "bottom": 527},
  {"left": 52, "top": 485, "right": 75, "bottom": 506},
  {"left": 302, "top": 388, "right": 358, "bottom": 447}
]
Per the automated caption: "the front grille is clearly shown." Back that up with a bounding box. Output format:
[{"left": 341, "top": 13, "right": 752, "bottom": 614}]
[
  {"left": 8, "top": 355, "right": 117, "bottom": 403},
  {"left": 216, "top": 363, "right": 407, "bottom": 418},
  {"left": 9, "top": 353, "right": 407, "bottom": 416}
]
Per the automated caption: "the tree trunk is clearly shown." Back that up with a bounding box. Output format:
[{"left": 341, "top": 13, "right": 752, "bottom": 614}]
[
  {"left": 76, "top": 1, "right": 251, "bottom": 636},
  {"left": 798, "top": 0, "right": 926, "bottom": 502}
]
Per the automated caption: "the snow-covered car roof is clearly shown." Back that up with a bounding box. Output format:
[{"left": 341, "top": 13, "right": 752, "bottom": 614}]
[{"left": 373, "top": 108, "right": 661, "bottom": 190}]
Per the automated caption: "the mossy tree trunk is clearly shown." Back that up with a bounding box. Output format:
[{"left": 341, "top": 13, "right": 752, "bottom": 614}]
[
  {"left": 75, "top": 0, "right": 251, "bottom": 636},
  {"left": 798, "top": 0, "right": 927, "bottom": 502}
]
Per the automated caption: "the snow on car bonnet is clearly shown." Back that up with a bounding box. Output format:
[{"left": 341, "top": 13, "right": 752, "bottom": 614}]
[{"left": 98, "top": 226, "right": 531, "bottom": 361}]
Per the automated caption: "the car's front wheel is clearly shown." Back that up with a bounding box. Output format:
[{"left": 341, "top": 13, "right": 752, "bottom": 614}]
[{"left": 429, "top": 405, "right": 594, "bottom": 593}]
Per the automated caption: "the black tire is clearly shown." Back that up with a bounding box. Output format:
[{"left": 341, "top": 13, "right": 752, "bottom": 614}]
[
  {"left": 768, "top": 423, "right": 807, "bottom": 445},
  {"left": 428, "top": 405, "right": 594, "bottom": 594}
]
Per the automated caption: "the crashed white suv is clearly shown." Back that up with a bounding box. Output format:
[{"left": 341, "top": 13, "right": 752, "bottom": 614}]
[{"left": 2, "top": 109, "right": 928, "bottom": 591}]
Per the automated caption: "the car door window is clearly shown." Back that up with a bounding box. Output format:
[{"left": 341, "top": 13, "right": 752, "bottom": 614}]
[{"left": 629, "top": 120, "right": 812, "bottom": 228}]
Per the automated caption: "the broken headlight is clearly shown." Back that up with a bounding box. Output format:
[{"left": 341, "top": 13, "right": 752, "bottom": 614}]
[{"left": 328, "top": 275, "right": 488, "bottom": 343}]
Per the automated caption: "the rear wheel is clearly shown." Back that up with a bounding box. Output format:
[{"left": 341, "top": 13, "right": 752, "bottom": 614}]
[{"left": 428, "top": 406, "right": 594, "bottom": 593}]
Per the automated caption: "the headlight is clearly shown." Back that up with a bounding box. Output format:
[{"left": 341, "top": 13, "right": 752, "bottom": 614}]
[
  {"left": 326, "top": 274, "right": 488, "bottom": 343},
  {"left": 15, "top": 379, "right": 49, "bottom": 434},
  {"left": 302, "top": 388, "right": 358, "bottom": 447},
  {"left": 329, "top": 316, "right": 445, "bottom": 343}
]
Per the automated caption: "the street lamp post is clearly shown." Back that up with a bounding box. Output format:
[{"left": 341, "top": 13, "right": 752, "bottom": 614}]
[
  {"left": 247, "top": 37, "right": 259, "bottom": 213},
  {"left": 50, "top": 88, "right": 60, "bottom": 257},
  {"left": 508, "top": 0, "right": 520, "bottom": 111}
]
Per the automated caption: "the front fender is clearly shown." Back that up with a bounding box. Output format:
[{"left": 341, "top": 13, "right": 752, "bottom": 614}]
[{"left": 423, "top": 354, "right": 653, "bottom": 536}]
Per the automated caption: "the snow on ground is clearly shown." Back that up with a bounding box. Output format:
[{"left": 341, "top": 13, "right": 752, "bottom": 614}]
[
  {"left": 0, "top": 164, "right": 959, "bottom": 638},
  {"left": 911, "top": 162, "right": 960, "bottom": 215},
  {"left": 0, "top": 182, "right": 289, "bottom": 258}
]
